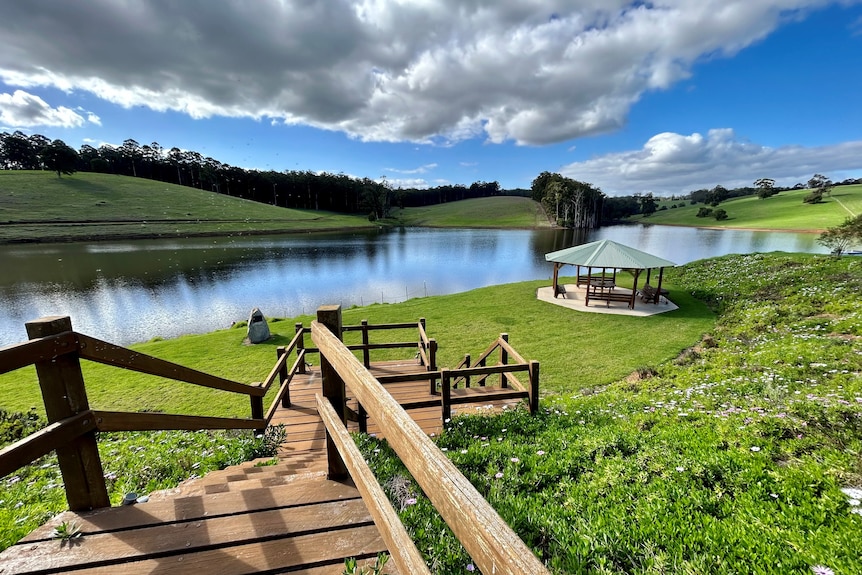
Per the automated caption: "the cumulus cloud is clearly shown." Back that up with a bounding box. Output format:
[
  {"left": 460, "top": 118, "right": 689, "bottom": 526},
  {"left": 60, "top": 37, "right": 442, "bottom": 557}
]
[
  {"left": 0, "top": 89, "right": 89, "bottom": 128},
  {"left": 0, "top": 0, "right": 838, "bottom": 145},
  {"left": 561, "top": 129, "right": 862, "bottom": 195}
]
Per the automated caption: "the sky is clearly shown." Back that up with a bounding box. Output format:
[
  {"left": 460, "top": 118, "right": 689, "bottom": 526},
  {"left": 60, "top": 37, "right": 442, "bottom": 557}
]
[{"left": 0, "top": 0, "right": 861, "bottom": 197}]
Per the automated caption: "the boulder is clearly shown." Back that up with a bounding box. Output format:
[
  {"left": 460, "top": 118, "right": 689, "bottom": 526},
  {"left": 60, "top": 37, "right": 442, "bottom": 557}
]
[{"left": 247, "top": 307, "right": 271, "bottom": 344}]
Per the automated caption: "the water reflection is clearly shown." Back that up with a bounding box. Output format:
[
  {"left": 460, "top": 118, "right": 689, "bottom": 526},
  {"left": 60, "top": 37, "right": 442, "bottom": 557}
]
[{"left": 0, "top": 225, "right": 826, "bottom": 346}]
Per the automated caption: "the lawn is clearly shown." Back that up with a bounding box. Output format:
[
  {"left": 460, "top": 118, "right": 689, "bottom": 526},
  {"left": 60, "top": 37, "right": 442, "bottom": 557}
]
[
  {"left": 387, "top": 196, "right": 552, "bottom": 228},
  {"left": 632, "top": 184, "right": 861, "bottom": 231},
  {"left": 0, "top": 171, "right": 373, "bottom": 243}
]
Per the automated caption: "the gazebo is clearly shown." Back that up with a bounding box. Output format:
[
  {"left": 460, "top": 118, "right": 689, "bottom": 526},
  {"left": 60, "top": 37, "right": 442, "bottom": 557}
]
[{"left": 545, "top": 239, "right": 676, "bottom": 309}]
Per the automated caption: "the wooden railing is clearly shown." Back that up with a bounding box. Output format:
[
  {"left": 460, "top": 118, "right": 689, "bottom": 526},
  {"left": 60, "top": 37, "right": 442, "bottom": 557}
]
[
  {"left": 0, "top": 315, "right": 297, "bottom": 511},
  {"left": 287, "top": 317, "right": 437, "bottom": 372},
  {"left": 312, "top": 305, "right": 550, "bottom": 575}
]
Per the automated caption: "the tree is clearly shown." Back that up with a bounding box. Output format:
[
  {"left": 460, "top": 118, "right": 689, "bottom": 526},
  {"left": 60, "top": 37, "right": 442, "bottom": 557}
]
[
  {"left": 713, "top": 208, "right": 728, "bottom": 221},
  {"left": 0, "top": 131, "right": 39, "bottom": 169},
  {"left": 707, "top": 185, "right": 729, "bottom": 207},
  {"left": 639, "top": 193, "right": 657, "bottom": 216},
  {"left": 754, "top": 178, "right": 777, "bottom": 199},
  {"left": 818, "top": 214, "right": 862, "bottom": 254},
  {"left": 39, "top": 139, "right": 79, "bottom": 177},
  {"left": 803, "top": 189, "right": 823, "bottom": 204},
  {"left": 807, "top": 174, "right": 831, "bottom": 190}
]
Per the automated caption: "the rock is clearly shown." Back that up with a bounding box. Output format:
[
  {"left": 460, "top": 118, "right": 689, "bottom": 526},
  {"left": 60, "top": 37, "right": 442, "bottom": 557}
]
[{"left": 247, "top": 307, "right": 271, "bottom": 343}]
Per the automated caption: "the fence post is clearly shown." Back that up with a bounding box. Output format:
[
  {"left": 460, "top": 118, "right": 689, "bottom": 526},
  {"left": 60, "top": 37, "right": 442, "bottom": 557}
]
[
  {"left": 500, "top": 333, "right": 509, "bottom": 388},
  {"left": 277, "top": 346, "right": 292, "bottom": 407},
  {"left": 25, "top": 316, "right": 109, "bottom": 511},
  {"left": 361, "top": 319, "right": 370, "bottom": 368},
  {"left": 529, "top": 360, "right": 540, "bottom": 414},
  {"left": 441, "top": 368, "right": 451, "bottom": 422},
  {"left": 295, "top": 323, "right": 306, "bottom": 374},
  {"left": 251, "top": 395, "right": 265, "bottom": 436},
  {"left": 317, "top": 305, "right": 348, "bottom": 480}
]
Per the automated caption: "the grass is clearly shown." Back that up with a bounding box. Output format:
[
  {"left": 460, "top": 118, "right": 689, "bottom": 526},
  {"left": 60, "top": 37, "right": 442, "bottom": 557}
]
[
  {"left": 0, "top": 278, "right": 713, "bottom": 417},
  {"left": 358, "top": 253, "right": 862, "bottom": 574},
  {"left": 3, "top": 253, "right": 860, "bottom": 572},
  {"left": 0, "top": 171, "right": 373, "bottom": 243},
  {"left": 631, "top": 185, "right": 862, "bottom": 231},
  {"left": 386, "top": 196, "right": 552, "bottom": 228}
]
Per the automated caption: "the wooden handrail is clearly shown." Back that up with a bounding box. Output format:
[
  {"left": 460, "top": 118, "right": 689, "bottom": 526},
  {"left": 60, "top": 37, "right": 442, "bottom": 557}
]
[
  {"left": 316, "top": 395, "right": 432, "bottom": 575},
  {"left": 0, "top": 412, "right": 97, "bottom": 479},
  {"left": 77, "top": 334, "right": 265, "bottom": 397},
  {"left": 0, "top": 331, "right": 78, "bottom": 375},
  {"left": 91, "top": 411, "right": 263, "bottom": 432},
  {"left": 311, "top": 319, "right": 550, "bottom": 575},
  {"left": 497, "top": 337, "right": 527, "bottom": 365}
]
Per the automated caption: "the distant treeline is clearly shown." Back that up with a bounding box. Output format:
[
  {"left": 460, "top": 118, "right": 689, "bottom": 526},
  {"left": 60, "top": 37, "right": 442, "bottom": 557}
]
[{"left": 0, "top": 130, "right": 526, "bottom": 220}]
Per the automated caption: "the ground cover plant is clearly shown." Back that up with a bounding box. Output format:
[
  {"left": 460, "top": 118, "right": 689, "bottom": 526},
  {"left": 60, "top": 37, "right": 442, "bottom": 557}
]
[
  {"left": 0, "top": 171, "right": 372, "bottom": 243},
  {"left": 629, "top": 184, "right": 861, "bottom": 232},
  {"left": 357, "top": 253, "right": 862, "bottom": 574}
]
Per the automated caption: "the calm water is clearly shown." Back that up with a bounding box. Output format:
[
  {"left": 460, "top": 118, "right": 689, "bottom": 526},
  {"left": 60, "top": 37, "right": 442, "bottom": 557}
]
[{"left": 0, "top": 225, "right": 826, "bottom": 346}]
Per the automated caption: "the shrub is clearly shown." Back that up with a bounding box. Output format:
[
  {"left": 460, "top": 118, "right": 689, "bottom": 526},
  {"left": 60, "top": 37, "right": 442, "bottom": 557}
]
[
  {"left": 696, "top": 207, "right": 713, "bottom": 218},
  {"left": 803, "top": 189, "right": 823, "bottom": 204},
  {"left": 713, "top": 208, "right": 728, "bottom": 221}
]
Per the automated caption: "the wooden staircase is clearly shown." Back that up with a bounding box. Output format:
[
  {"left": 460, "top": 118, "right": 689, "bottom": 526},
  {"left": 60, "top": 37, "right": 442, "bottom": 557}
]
[{"left": 2, "top": 458, "right": 395, "bottom": 575}]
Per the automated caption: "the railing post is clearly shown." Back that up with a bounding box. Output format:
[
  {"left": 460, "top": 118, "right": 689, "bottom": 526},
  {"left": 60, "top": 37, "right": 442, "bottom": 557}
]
[
  {"left": 295, "top": 323, "right": 306, "bottom": 374},
  {"left": 251, "top": 395, "right": 265, "bottom": 436},
  {"left": 529, "top": 360, "right": 540, "bottom": 414},
  {"left": 429, "top": 338, "right": 437, "bottom": 371},
  {"left": 25, "top": 316, "right": 109, "bottom": 511},
  {"left": 441, "top": 368, "right": 451, "bottom": 422},
  {"left": 277, "top": 346, "right": 291, "bottom": 407},
  {"left": 500, "top": 333, "right": 509, "bottom": 388},
  {"left": 464, "top": 354, "right": 471, "bottom": 388},
  {"left": 361, "top": 319, "right": 370, "bottom": 368},
  {"left": 317, "top": 305, "right": 348, "bottom": 480}
]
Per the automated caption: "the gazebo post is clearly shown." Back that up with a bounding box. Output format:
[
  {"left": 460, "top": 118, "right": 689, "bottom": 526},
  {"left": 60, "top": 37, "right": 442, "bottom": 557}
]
[
  {"left": 585, "top": 266, "right": 592, "bottom": 306},
  {"left": 552, "top": 263, "right": 560, "bottom": 297},
  {"left": 656, "top": 267, "right": 666, "bottom": 304},
  {"left": 630, "top": 268, "right": 641, "bottom": 309}
]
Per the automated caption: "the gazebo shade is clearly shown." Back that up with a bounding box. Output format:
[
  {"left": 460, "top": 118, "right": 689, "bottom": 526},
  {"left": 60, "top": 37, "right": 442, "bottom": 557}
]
[{"left": 545, "top": 239, "right": 676, "bottom": 269}]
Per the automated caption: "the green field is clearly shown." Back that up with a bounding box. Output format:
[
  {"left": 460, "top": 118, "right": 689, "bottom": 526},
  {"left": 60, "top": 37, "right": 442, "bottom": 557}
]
[
  {"left": 632, "top": 184, "right": 862, "bottom": 231},
  {"left": 0, "top": 171, "right": 373, "bottom": 243},
  {"left": 388, "top": 196, "right": 552, "bottom": 228}
]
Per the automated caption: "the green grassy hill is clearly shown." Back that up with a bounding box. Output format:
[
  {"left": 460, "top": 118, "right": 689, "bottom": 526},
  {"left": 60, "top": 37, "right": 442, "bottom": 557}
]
[
  {"left": 632, "top": 184, "right": 861, "bottom": 231},
  {"left": 0, "top": 171, "right": 373, "bottom": 243},
  {"left": 388, "top": 196, "right": 552, "bottom": 228}
]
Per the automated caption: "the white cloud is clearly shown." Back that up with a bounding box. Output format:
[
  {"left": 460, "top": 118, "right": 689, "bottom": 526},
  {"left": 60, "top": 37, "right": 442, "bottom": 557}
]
[
  {"left": 0, "top": 0, "right": 840, "bottom": 145},
  {"left": 561, "top": 128, "right": 862, "bottom": 195},
  {"left": 0, "top": 89, "right": 86, "bottom": 128},
  {"left": 385, "top": 163, "right": 438, "bottom": 174}
]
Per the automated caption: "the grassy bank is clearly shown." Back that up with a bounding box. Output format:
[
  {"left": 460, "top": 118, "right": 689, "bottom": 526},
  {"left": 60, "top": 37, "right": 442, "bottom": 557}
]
[
  {"left": 630, "top": 184, "right": 862, "bottom": 231},
  {"left": 362, "top": 253, "right": 862, "bottom": 573},
  {"left": 0, "top": 171, "right": 373, "bottom": 243},
  {"left": 387, "top": 196, "right": 552, "bottom": 228}
]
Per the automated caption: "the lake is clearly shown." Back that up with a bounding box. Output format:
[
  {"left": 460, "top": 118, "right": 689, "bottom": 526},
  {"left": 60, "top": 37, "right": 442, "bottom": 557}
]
[{"left": 0, "top": 225, "right": 826, "bottom": 346}]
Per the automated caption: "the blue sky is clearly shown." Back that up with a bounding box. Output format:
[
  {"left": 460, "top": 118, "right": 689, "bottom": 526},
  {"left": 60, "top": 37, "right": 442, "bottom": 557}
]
[{"left": 1, "top": 1, "right": 861, "bottom": 196}]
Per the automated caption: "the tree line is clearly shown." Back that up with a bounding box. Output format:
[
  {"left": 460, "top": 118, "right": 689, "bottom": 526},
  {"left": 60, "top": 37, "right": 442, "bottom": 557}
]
[{"left": 0, "top": 131, "right": 521, "bottom": 220}]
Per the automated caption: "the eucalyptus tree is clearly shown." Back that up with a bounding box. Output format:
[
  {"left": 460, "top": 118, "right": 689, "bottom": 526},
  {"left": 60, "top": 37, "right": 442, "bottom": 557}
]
[{"left": 39, "top": 139, "right": 79, "bottom": 177}]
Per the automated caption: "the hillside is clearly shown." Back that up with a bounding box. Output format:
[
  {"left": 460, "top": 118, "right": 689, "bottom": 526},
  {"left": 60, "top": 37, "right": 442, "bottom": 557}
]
[
  {"left": 630, "top": 184, "right": 862, "bottom": 231},
  {"left": 0, "top": 171, "right": 373, "bottom": 243},
  {"left": 387, "top": 196, "right": 552, "bottom": 228}
]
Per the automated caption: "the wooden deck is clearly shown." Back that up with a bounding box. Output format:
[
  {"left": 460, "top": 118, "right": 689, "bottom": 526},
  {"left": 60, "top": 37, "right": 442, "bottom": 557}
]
[{"left": 0, "top": 359, "right": 526, "bottom": 575}]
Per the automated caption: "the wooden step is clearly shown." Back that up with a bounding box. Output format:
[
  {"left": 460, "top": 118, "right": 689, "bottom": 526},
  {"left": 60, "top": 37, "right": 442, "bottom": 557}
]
[{"left": 3, "top": 476, "right": 399, "bottom": 574}]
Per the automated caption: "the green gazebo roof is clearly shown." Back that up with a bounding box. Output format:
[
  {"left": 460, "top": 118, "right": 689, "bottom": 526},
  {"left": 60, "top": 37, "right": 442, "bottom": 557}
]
[{"left": 545, "top": 239, "right": 676, "bottom": 270}]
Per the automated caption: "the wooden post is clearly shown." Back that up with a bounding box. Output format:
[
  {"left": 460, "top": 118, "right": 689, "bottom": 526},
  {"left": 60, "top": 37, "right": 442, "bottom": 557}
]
[
  {"left": 464, "top": 354, "right": 471, "bottom": 388},
  {"left": 528, "top": 360, "right": 540, "bottom": 414},
  {"left": 277, "top": 346, "right": 291, "bottom": 407},
  {"left": 295, "top": 323, "right": 306, "bottom": 374},
  {"left": 552, "top": 262, "right": 559, "bottom": 296},
  {"left": 25, "top": 316, "right": 109, "bottom": 511},
  {"left": 251, "top": 395, "right": 265, "bottom": 436},
  {"left": 317, "top": 305, "right": 348, "bottom": 480},
  {"left": 429, "top": 338, "right": 437, "bottom": 371},
  {"left": 500, "top": 334, "right": 509, "bottom": 388},
  {"left": 441, "top": 369, "right": 451, "bottom": 422},
  {"left": 656, "top": 267, "right": 666, "bottom": 304},
  {"left": 361, "top": 319, "right": 370, "bottom": 367}
]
